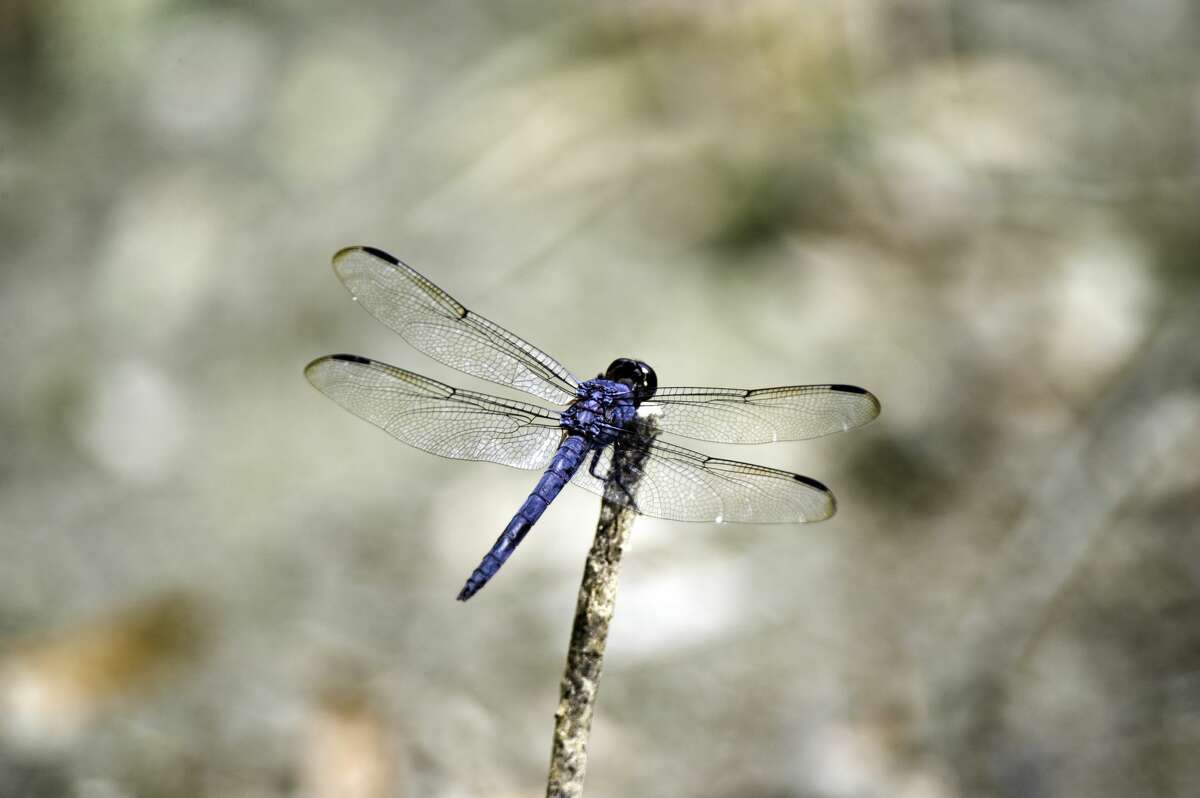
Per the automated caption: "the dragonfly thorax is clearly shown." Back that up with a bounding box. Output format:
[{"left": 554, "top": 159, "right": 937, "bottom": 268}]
[{"left": 560, "top": 379, "right": 636, "bottom": 444}]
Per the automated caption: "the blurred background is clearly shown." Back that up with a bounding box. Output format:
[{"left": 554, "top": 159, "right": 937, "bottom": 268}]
[{"left": 2, "top": 1, "right": 1199, "bottom": 796}]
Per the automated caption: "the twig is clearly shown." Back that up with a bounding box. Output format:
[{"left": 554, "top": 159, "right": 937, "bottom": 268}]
[
  {"left": 544, "top": 492, "right": 636, "bottom": 796},
  {"left": 546, "top": 423, "right": 655, "bottom": 797}
]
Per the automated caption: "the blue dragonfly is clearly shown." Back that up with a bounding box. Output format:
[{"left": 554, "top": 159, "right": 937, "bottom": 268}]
[{"left": 306, "top": 247, "right": 880, "bottom": 600}]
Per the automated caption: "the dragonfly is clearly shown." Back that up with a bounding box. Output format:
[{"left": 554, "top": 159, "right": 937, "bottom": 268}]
[{"left": 305, "top": 246, "right": 880, "bottom": 601}]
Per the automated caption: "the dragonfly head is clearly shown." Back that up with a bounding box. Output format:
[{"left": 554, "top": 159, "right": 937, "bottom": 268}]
[{"left": 604, "top": 358, "right": 658, "bottom": 402}]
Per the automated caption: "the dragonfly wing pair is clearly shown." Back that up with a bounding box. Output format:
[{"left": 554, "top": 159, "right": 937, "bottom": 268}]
[{"left": 306, "top": 354, "right": 845, "bottom": 524}]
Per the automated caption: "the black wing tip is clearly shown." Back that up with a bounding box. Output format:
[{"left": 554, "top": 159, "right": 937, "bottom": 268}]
[
  {"left": 361, "top": 245, "right": 400, "bottom": 264},
  {"left": 332, "top": 245, "right": 401, "bottom": 265},
  {"left": 829, "top": 384, "right": 882, "bottom": 416},
  {"left": 792, "top": 474, "right": 837, "bottom": 522},
  {"left": 329, "top": 353, "right": 372, "bottom": 365},
  {"left": 304, "top": 353, "right": 372, "bottom": 380},
  {"left": 792, "top": 473, "right": 829, "bottom": 492}
]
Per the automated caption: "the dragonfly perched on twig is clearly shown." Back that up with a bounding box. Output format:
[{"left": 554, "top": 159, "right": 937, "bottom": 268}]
[{"left": 305, "top": 247, "right": 880, "bottom": 600}]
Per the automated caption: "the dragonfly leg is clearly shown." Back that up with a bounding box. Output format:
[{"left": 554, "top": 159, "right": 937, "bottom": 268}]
[
  {"left": 587, "top": 447, "right": 606, "bottom": 480},
  {"left": 588, "top": 447, "right": 639, "bottom": 511}
]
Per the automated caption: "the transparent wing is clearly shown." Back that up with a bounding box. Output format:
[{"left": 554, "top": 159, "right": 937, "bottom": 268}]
[
  {"left": 305, "top": 354, "right": 565, "bottom": 470},
  {"left": 641, "top": 384, "right": 880, "bottom": 444},
  {"left": 330, "top": 246, "right": 580, "bottom": 405},
  {"left": 570, "top": 437, "right": 835, "bottom": 523}
]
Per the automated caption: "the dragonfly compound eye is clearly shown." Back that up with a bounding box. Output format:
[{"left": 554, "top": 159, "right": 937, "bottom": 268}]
[{"left": 605, "top": 358, "right": 657, "bottom": 400}]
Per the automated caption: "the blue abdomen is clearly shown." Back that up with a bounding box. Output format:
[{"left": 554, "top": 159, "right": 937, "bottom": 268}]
[{"left": 456, "top": 435, "right": 590, "bottom": 600}]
